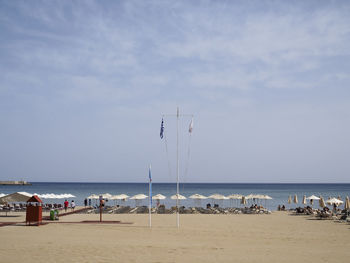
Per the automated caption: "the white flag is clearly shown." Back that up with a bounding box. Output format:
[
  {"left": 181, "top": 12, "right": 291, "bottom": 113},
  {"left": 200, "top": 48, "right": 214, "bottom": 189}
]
[{"left": 189, "top": 118, "right": 193, "bottom": 133}]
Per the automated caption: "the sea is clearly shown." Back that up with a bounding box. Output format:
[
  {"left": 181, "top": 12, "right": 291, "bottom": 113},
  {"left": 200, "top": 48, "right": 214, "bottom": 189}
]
[{"left": 1, "top": 183, "right": 349, "bottom": 211}]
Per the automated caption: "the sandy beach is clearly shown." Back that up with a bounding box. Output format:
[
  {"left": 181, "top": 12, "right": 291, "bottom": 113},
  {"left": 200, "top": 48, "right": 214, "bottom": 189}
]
[{"left": 1, "top": 211, "right": 349, "bottom": 263}]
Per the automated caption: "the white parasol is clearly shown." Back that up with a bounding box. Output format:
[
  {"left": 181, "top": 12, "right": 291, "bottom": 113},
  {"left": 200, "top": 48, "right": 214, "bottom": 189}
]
[
  {"left": 326, "top": 198, "right": 343, "bottom": 206},
  {"left": 170, "top": 194, "right": 187, "bottom": 200},
  {"left": 88, "top": 194, "right": 100, "bottom": 199},
  {"left": 152, "top": 194, "right": 166, "bottom": 200}
]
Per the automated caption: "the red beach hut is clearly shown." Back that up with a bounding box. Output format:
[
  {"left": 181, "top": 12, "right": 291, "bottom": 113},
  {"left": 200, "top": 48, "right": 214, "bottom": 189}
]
[{"left": 26, "top": 195, "right": 43, "bottom": 226}]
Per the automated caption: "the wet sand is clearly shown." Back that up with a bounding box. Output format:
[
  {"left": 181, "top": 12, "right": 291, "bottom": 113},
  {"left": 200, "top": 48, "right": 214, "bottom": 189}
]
[{"left": 0, "top": 211, "right": 349, "bottom": 263}]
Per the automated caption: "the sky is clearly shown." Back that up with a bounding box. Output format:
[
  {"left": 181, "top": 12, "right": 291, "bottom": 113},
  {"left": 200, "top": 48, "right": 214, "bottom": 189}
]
[{"left": 0, "top": 0, "right": 350, "bottom": 183}]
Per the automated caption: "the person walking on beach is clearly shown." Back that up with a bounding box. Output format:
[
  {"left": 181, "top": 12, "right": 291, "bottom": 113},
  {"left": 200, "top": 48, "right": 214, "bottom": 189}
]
[
  {"left": 84, "top": 198, "right": 87, "bottom": 207},
  {"left": 71, "top": 200, "right": 76, "bottom": 211},
  {"left": 64, "top": 199, "right": 69, "bottom": 212}
]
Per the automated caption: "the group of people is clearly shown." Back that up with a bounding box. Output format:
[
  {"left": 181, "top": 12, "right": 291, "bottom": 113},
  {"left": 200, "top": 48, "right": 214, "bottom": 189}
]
[
  {"left": 63, "top": 199, "right": 75, "bottom": 212},
  {"left": 277, "top": 205, "right": 286, "bottom": 211}
]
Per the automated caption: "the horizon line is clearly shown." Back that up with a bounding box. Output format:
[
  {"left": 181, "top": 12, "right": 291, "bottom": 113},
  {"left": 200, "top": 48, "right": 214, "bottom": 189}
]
[{"left": 23, "top": 181, "right": 350, "bottom": 184}]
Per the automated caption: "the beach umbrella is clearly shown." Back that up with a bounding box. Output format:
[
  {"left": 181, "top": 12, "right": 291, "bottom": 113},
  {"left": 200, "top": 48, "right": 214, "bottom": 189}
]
[
  {"left": 208, "top": 194, "right": 228, "bottom": 207},
  {"left": 152, "top": 194, "right": 166, "bottom": 207},
  {"left": 227, "top": 194, "right": 243, "bottom": 207},
  {"left": 287, "top": 195, "right": 292, "bottom": 204},
  {"left": 170, "top": 194, "right": 186, "bottom": 208},
  {"left": 130, "top": 194, "right": 148, "bottom": 206},
  {"left": 170, "top": 194, "right": 187, "bottom": 200},
  {"left": 152, "top": 194, "right": 166, "bottom": 200},
  {"left": 110, "top": 194, "right": 129, "bottom": 206},
  {"left": 100, "top": 193, "right": 112, "bottom": 199},
  {"left": 227, "top": 194, "right": 243, "bottom": 199},
  {"left": 130, "top": 194, "right": 148, "bottom": 200},
  {"left": 110, "top": 194, "right": 129, "bottom": 200},
  {"left": 260, "top": 195, "right": 273, "bottom": 208},
  {"left": 38, "top": 193, "right": 55, "bottom": 199},
  {"left": 245, "top": 194, "right": 257, "bottom": 206},
  {"left": 344, "top": 196, "right": 350, "bottom": 210},
  {"left": 306, "top": 195, "right": 320, "bottom": 206},
  {"left": 306, "top": 195, "right": 320, "bottom": 200},
  {"left": 208, "top": 194, "right": 228, "bottom": 200},
  {"left": 245, "top": 194, "right": 255, "bottom": 200},
  {"left": 326, "top": 198, "right": 343, "bottom": 206},
  {"left": 302, "top": 195, "right": 307, "bottom": 205},
  {"left": 293, "top": 195, "right": 298, "bottom": 204},
  {"left": 189, "top": 194, "right": 207, "bottom": 207},
  {"left": 88, "top": 194, "right": 100, "bottom": 199},
  {"left": 319, "top": 196, "right": 326, "bottom": 208},
  {"left": 189, "top": 194, "right": 207, "bottom": 199},
  {"left": 0, "top": 192, "right": 32, "bottom": 204}
]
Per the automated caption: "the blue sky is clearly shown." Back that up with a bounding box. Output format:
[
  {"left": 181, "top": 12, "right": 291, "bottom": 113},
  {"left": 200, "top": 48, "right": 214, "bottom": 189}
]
[{"left": 0, "top": 0, "right": 350, "bottom": 183}]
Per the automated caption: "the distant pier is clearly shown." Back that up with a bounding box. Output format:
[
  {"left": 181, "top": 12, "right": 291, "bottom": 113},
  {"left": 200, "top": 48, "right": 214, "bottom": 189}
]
[{"left": 0, "top": 180, "right": 31, "bottom": 185}]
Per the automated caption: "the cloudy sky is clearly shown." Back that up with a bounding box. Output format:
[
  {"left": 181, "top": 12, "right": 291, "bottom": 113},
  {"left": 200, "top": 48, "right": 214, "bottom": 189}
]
[{"left": 1, "top": 0, "right": 350, "bottom": 183}]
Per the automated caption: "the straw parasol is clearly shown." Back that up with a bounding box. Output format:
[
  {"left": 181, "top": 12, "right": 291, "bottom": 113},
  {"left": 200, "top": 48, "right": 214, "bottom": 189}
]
[
  {"left": 293, "top": 195, "right": 298, "bottom": 204},
  {"left": 344, "top": 196, "right": 350, "bottom": 210},
  {"left": 288, "top": 195, "right": 292, "bottom": 204},
  {"left": 0, "top": 192, "right": 32, "bottom": 204},
  {"left": 302, "top": 195, "right": 306, "bottom": 205},
  {"left": 241, "top": 196, "right": 246, "bottom": 205},
  {"left": 319, "top": 196, "right": 326, "bottom": 208}
]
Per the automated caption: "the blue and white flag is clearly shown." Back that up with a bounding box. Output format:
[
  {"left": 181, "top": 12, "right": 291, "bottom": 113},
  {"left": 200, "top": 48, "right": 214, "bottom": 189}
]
[
  {"left": 160, "top": 118, "right": 164, "bottom": 139},
  {"left": 149, "top": 165, "right": 152, "bottom": 182}
]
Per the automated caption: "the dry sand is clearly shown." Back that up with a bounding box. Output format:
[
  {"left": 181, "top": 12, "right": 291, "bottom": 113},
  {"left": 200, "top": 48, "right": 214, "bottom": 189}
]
[{"left": 0, "top": 211, "right": 349, "bottom": 263}]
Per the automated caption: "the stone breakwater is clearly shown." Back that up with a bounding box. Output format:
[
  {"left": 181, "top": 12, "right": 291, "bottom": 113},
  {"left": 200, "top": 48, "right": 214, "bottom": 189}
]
[{"left": 0, "top": 181, "right": 31, "bottom": 185}]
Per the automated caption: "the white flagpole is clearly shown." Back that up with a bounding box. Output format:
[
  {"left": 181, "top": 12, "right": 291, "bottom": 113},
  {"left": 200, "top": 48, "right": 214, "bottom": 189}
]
[
  {"left": 160, "top": 108, "right": 193, "bottom": 229},
  {"left": 149, "top": 165, "right": 152, "bottom": 228},
  {"left": 176, "top": 107, "right": 180, "bottom": 229}
]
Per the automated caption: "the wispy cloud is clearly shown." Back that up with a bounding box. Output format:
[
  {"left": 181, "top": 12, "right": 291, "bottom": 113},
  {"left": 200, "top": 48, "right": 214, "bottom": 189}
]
[{"left": 1, "top": 0, "right": 350, "bottom": 182}]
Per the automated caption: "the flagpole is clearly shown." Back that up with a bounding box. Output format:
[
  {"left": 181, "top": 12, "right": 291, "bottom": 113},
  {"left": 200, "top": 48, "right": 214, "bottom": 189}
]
[
  {"left": 176, "top": 107, "right": 180, "bottom": 229},
  {"left": 160, "top": 108, "right": 193, "bottom": 229},
  {"left": 149, "top": 165, "right": 152, "bottom": 228}
]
